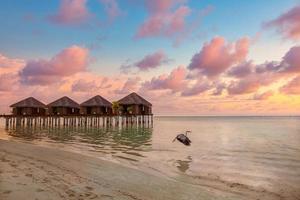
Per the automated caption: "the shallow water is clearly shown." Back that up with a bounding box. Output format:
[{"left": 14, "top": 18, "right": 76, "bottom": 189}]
[{"left": 1, "top": 116, "right": 300, "bottom": 199}]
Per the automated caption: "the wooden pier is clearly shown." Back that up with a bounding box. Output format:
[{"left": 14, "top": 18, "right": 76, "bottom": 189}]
[{"left": 0, "top": 114, "right": 153, "bottom": 129}]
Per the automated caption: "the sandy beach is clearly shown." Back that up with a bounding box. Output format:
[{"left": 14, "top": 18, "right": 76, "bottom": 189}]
[{"left": 0, "top": 139, "right": 248, "bottom": 200}]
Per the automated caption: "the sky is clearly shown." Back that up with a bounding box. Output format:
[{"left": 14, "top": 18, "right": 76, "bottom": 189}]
[{"left": 0, "top": 0, "right": 300, "bottom": 115}]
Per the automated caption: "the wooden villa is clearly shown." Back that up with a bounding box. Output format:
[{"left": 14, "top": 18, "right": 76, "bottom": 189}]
[
  {"left": 3, "top": 92, "right": 153, "bottom": 128},
  {"left": 118, "top": 92, "right": 152, "bottom": 115},
  {"left": 10, "top": 97, "right": 46, "bottom": 116},
  {"left": 80, "top": 95, "right": 112, "bottom": 115},
  {"left": 47, "top": 96, "right": 80, "bottom": 115}
]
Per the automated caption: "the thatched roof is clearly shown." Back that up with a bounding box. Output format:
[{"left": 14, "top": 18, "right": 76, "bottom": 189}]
[
  {"left": 47, "top": 96, "right": 80, "bottom": 108},
  {"left": 118, "top": 92, "right": 152, "bottom": 106},
  {"left": 10, "top": 97, "right": 46, "bottom": 108},
  {"left": 80, "top": 95, "right": 112, "bottom": 107}
]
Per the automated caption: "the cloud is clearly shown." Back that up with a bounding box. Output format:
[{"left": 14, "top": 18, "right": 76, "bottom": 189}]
[
  {"left": 227, "top": 61, "right": 253, "bottom": 78},
  {"left": 181, "top": 78, "right": 211, "bottom": 96},
  {"left": 264, "top": 5, "right": 300, "bottom": 40},
  {"left": 280, "top": 46, "right": 300, "bottom": 73},
  {"left": 0, "top": 54, "right": 24, "bottom": 92},
  {"left": 188, "top": 37, "right": 249, "bottom": 77},
  {"left": 212, "top": 82, "right": 226, "bottom": 96},
  {"left": 227, "top": 78, "right": 261, "bottom": 95},
  {"left": 0, "top": 54, "right": 25, "bottom": 74},
  {"left": 71, "top": 77, "right": 113, "bottom": 93},
  {"left": 72, "top": 79, "right": 97, "bottom": 92},
  {"left": 49, "top": 0, "right": 91, "bottom": 25},
  {"left": 115, "top": 77, "right": 141, "bottom": 94},
  {"left": 0, "top": 73, "right": 18, "bottom": 92},
  {"left": 253, "top": 91, "right": 273, "bottom": 100},
  {"left": 255, "top": 46, "right": 300, "bottom": 74},
  {"left": 173, "top": 5, "right": 214, "bottom": 46},
  {"left": 20, "top": 45, "right": 89, "bottom": 85},
  {"left": 145, "top": 0, "right": 184, "bottom": 13},
  {"left": 223, "top": 44, "right": 300, "bottom": 96},
  {"left": 121, "top": 50, "right": 169, "bottom": 73},
  {"left": 280, "top": 76, "right": 300, "bottom": 94},
  {"left": 255, "top": 61, "right": 280, "bottom": 74},
  {"left": 136, "top": 50, "right": 168, "bottom": 70},
  {"left": 227, "top": 74, "right": 274, "bottom": 95},
  {"left": 100, "top": 0, "right": 122, "bottom": 22},
  {"left": 135, "top": 0, "right": 191, "bottom": 39},
  {"left": 141, "top": 66, "right": 187, "bottom": 93}
]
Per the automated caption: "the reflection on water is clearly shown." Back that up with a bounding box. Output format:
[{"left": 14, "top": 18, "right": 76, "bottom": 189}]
[
  {"left": 5, "top": 124, "right": 153, "bottom": 163},
  {"left": 176, "top": 156, "right": 192, "bottom": 173},
  {"left": 1, "top": 116, "right": 300, "bottom": 199}
]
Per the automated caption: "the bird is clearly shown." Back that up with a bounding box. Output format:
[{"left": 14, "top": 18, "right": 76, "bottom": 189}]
[{"left": 173, "top": 131, "right": 192, "bottom": 146}]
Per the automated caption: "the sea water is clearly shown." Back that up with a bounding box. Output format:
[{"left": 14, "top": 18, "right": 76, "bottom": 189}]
[{"left": 1, "top": 116, "right": 300, "bottom": 199}]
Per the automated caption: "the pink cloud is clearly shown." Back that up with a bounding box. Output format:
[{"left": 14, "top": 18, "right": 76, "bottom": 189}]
[
  {"left": 135, "top": 50, "right": 168, "bottom": 71},
  {"left": 255, "top": 61, "right": 280, "bottom": 74},
  {"left": 0, "top": 54, "right": 25, "bottom": 71},
  {"left": 227, "top": 74, "right": 274, "bottom": 95},
  {"left": 227, "top": 79, "right": 261, "bottom": 95},
  {"left": 253, "top": 91, "right": 274, "bottom": 100},
  {"left": 141, "top": 66, "right": 187, "bottom": 93},
  {"left": 100, "top": 0, "right": 122, "bottom": 22},
  {"left": 49, "top": 0, "right": 91, "bottom": 25},
  {"left": 188, "top": 37, "right": 249, "bottom": 77},
  {"left": 72, "top": 79, "right": 98, "bottom": 92},
  {"left": 181, "top": 78, "right": 211, "bottom": 96},
  {"left": 227, "top": 61, "right": 253, "bottom": 78},
  {"left": 264, "top": 5, "right": 300, "bottom": 40},
  {"left": 280, "top": 76, "right": 300, "bottom": 94},
  {"left": 212, "top": 82, "right": 226, "bottom": 96},
  {"left": 280, "top": 46, "right": 300, "bottom": 73},
  {"left": 255, "top": 46, "right": 300, "bottom": 74},
  {"left": 61, "top": 72, "right": 125, "bottom": 97},
  {"left": 20, "top": 45, "right": 89, "bottom": 85},
  {"left": 115, "top": 77, "right": 141, "bottom": 94},
  {"left": 0, "top": 73, "right": 18, "bottom": 91},
  {"left": 145, "top": 0, "right": 182, "bottom": 13},
  {"left": 135, "top": 0, "right": 191, "bottom": 39},
  {"left": 120, "top": 50, "right": 169, "bottom": 73},
  {"left": 0, "top": 54, "right": 24, "bottom": 92},
  {"left": 166, "top": 6, "right": 191, "bottom": 35},
  {"left": 71, "top": 77, "right": 113, "bottom": 93}
]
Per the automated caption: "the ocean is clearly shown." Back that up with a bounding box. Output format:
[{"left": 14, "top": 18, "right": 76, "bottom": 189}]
[{"left": 1, "top": 116, "right": 300, "bottom": 199}]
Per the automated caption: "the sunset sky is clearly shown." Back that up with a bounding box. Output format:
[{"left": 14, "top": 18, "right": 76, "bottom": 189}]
[{"left": 1, "top": 0, "right": 300, "bottom": 115}]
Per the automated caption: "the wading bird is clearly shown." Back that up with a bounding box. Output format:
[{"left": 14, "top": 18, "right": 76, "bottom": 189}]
[{"left": 173, "top": 131, "right": 192, "bottom": 146}]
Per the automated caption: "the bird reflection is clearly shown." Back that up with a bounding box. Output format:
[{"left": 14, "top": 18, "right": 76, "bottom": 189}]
[{"left": 176, "top": 156, "right": 192, "bottom": 173}]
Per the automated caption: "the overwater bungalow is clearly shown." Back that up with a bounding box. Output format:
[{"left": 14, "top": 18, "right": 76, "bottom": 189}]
[
  {"left": 47, "top": 96, "right": 80, "bottom": 115},
  {"left": 10, "top": 97, "right": 46, "bottom": 116},
  {"left": 80, "top": 95, "right": 112, "bottom": 115},
  {"left": 118, "top": 92, "right": 152, "bottom": 115}
]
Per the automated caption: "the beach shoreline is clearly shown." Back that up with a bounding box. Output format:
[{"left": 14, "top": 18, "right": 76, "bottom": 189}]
[{"left": 0, "top": 139, "right": 246, "bottom": 200}]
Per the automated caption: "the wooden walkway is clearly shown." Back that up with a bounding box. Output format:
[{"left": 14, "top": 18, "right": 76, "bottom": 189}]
[{"left": 0, "top": 114, "right": 153, "bottom": 128}]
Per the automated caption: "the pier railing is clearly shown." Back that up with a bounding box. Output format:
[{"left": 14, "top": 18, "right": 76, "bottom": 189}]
[{"left": 0, "top": 114, "right": 153, "bottom": 128}]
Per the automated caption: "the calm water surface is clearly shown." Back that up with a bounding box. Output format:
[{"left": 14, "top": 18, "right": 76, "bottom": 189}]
[{"left": 1, "top": 116, "right": 300, "bottom": 199}]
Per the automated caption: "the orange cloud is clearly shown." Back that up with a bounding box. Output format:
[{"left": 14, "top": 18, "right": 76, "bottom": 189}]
[
  {"left": 253, "top": 91, "right": 274, "bottom": 100},
  {"left": 280, "top": 76, "right": 300, "bottom": 94}
]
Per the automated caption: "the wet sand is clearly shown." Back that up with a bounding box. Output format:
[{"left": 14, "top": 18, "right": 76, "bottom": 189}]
[{"left": 0, "top": 139, "right": 248, "bottom": 200}]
